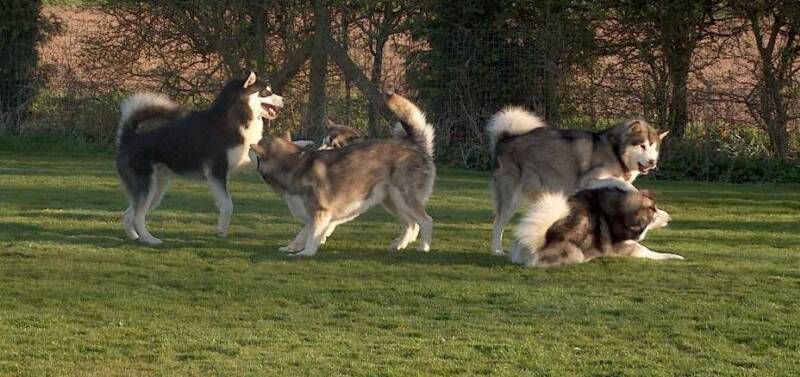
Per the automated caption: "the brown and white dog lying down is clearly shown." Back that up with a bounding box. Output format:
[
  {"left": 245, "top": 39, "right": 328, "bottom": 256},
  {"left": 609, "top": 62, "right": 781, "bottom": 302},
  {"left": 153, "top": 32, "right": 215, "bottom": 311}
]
[
  {"left": 248, "top": 92, "right": 435, "bottom": 257},
  {"left": 509, "top": 187, "right": 683, "bottom": 267}
]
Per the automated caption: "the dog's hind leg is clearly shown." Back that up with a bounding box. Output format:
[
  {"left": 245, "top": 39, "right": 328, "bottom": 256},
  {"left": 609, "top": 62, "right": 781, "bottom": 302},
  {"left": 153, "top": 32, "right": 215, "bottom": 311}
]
[
  {"left": 147, "top": 166, "right": 172, "bottom": 213},
  {"left": 490, "top": 183, "right": 521, "bottom": 256},
  {"left": 531, "top": 243, "right": 585, "bottom": 267},
  {"left": 132, "top": 174, "right": 163, "bottom": 245},
  {"left": 390, "top": 191, "right": 433, "bottom": 252},
  {"left": 117, "top": 159, "right": 140, "bottom": 240},
  {"left": 293, "top": 211, "right": 332, "bottom": 257},
  {"left": 207, "top": 174, "right": 233, "bottom": 238},
  {"left": 320, "top": 220, "right": 342, "bottom": 245},
  {"left": 383, "top": 198, "right": 418, "bottom": 251},
  {"left": 122, "top": 205, "right": 139, "bottom": 240}
]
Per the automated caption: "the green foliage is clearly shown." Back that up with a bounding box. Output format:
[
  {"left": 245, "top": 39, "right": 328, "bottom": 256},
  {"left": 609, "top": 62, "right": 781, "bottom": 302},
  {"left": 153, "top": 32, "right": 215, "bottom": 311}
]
[
  {"left": 25, "top": 90, "right": 124, "bottom": 144},
  {"left": 1, "top": 150, "right": 799, "bottom": 375},
  {"left": 654, "top": 124, "right": 800, "bottom": 183},
  {"left": 407, "top": 0, "right": 601, "bottom": 167}
]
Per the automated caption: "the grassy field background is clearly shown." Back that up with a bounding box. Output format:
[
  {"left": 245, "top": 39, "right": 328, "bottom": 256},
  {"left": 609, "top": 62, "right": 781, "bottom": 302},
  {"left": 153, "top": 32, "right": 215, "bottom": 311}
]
[{"left": 1, "top": 148, "right": 799, "bottom": 376}]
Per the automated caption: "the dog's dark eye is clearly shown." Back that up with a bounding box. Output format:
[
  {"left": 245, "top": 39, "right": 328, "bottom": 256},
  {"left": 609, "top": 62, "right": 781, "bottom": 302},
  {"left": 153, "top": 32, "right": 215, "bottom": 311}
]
[
  {"left": 260, "top": 88, "right": 273, "bottom": 97},
  {"left": 640, "top": 144, "right": 646, "bottom": 150}
]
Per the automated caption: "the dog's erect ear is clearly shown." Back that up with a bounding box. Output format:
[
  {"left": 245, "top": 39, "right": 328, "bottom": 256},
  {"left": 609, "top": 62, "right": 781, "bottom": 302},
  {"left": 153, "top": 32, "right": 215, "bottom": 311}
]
[
  {"left": 243, "top": 71, "right": 257, "bottom": 88},
  {"left": 249, "top": 143, "right": 265, "bottom": 156},
  {"left": 658, "top": 129, "right": 670, "bottom": 140},
  {"left": 283, "top": 131, "right": 291, "bottom": 141},
  {"left": 324, "top": 118, "right": 336, "bottom": 129},
  {"left": 627, "top": 120, "right": 642, "bottom": 133}
]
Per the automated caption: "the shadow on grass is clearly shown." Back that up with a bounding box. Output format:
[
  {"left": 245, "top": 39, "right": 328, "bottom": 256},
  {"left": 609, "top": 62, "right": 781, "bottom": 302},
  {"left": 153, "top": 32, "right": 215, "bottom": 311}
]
[{"left": 0, "top": 219, "right": 506, "bottom": 268}]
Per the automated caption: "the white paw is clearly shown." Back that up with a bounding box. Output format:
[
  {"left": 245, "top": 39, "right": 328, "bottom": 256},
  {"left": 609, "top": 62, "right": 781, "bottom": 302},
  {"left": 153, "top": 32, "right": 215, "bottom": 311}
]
[
  {"left": 215, "top": 230, "right": 228, "bottom": 238},
  {"left": 388, "top": 238, "right": 408, "bottom": 252},
  {"left": 123, "top": 226, "right": 139, "bottom": 240},
  {"left": 491, "top": 250, "right": 507, "bottom": 257},
  {"left": 418, "top": 244, "right": 430, "bottom": 253},
  {"left": 288, "top": 251, "right": 314, "bottom": 257},
  {"left": 138, "top": 236, "right": 163, "bottom": 245},
  {"left": 279, "top": 245, "right": 302, "bottom": 253},
  {"left": 122, "top": 217, "right": 139, "bottom": 240}
]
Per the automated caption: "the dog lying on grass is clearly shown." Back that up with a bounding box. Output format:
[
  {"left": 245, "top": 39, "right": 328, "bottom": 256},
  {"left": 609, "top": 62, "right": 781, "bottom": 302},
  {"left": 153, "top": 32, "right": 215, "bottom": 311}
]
[{"left": 510, "top": 187, "right": 683, "bottom": 267}]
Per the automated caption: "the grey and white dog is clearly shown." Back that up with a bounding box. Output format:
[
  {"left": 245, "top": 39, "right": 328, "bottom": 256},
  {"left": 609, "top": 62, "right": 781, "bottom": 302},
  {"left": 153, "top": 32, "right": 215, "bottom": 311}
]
[
  {"left": 487, "top": 107, "right": 669, "bottom": 255},
  {"left": 248, "top": 92, "right": 435, "bottom": 257}
]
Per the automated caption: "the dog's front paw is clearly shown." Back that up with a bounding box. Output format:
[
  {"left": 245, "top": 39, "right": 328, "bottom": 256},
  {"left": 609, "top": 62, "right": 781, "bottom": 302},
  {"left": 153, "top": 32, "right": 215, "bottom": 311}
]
[
  {"left": 388, "top": 238, "right": 408, "bottom": 252},
  {"left": 288, "top": 250, "right": 315, "bottom": 257},
  {"left": 666, "top": 253, "right": 685, "bottom": 260},
  {"left": 279, "top": 245, "right": 302, "bottom": 253},
  {"left": 490, "top": 250, "right": 506, "bottom": 257},
  {"left": 215, "top": 230, "right": 228, "bottom": 238}
]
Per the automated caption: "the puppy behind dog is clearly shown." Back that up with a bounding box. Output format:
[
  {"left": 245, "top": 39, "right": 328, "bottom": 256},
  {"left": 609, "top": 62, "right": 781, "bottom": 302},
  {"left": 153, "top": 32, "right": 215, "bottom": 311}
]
[
  {"left": 248, "top": 92, "right": 435, "bottom": 256},
  {"left": 319, "top": 118, "right": 362, "bottom": 149},
  {"left": 510, "top": 188, "right": 683, "bottom": 267}
]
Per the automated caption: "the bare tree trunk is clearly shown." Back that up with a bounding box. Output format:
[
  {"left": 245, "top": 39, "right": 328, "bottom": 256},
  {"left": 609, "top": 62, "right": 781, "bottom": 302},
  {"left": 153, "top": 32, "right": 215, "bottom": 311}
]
[
  {"left": 307, "top": 0, "right": 330, "bottom": 138},
  {"left": 252, "top": 2, "right": 266, "bottom": 73},
  {"left": 327, "top": 34, "right": 391, "bottom": 119},
  {"left": 340, "top": 8, "right": 352, "bottom": 126},
  {"left": 269, "top": 37, "right": 313, "bottom": 93},
  {"left": 666, "top": 51, "right": 691, "bottom": 138},
  {"left": 760, "top": 62, "right": 790, "bottom": 160},
  {"left": 746, "top": 11, "right": 796, "bottom": 160},
  {"left": 367, "top": 34, "right": 387, "bottom": 137}
]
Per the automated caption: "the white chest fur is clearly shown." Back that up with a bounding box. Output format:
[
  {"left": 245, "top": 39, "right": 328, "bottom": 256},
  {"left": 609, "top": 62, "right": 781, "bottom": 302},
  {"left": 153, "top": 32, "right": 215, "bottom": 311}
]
[{"left": 227, "top": 116, "right": 264, "bottom": 173}]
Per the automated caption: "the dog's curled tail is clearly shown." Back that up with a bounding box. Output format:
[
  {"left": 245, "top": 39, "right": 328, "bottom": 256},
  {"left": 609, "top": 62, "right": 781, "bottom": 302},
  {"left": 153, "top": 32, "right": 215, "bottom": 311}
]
[
  {"left": 486, "top": 106, "right": 546, "bottom": 152},
  {"left": 384, "top": 91, "right": 435, "bottom": 157},
  {"left": 117, "top": 93, "right": 181, "bottom": 150},
  {"left": 510, "top": 192, "right": 571, "bottom": 265}
]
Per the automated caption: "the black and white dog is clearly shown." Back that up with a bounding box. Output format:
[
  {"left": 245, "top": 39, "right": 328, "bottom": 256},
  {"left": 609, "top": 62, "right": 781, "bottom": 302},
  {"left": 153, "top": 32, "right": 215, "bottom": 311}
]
[{"left": 115, "top": 72, "right": 284, "bottom": 244}]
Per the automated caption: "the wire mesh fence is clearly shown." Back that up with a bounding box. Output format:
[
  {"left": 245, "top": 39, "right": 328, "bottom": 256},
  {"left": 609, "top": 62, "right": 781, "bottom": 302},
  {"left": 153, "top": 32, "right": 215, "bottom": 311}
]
[{"left": 1, "top": 2, "right": 798, "bottom": 170}]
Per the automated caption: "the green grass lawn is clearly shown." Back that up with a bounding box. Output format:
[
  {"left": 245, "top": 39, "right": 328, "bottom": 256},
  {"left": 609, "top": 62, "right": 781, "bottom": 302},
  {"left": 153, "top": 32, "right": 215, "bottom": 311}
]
[{"left": 1, "top": 149, "right": 799, "bottom": 376}]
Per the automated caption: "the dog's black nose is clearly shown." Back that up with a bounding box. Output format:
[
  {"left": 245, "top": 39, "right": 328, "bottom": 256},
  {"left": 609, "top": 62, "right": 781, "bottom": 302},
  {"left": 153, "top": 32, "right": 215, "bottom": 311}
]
[{"left": 647, "top": 159, "right": 656, "bottom": 167}]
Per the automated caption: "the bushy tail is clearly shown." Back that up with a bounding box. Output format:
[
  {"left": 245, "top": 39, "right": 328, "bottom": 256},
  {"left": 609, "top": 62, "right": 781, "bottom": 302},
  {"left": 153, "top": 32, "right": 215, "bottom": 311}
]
[
  {"left": 486, "top": 106, "right": 546, "bottom": 153},
  {"left": 116, "top": 93, "right": 181, "bottom": 151},
  {"left": 510, "top": 192, "right": 571, "bottom": 264},
  {"left": 384, "top": 92, "right": 435, "bottom": 157}
]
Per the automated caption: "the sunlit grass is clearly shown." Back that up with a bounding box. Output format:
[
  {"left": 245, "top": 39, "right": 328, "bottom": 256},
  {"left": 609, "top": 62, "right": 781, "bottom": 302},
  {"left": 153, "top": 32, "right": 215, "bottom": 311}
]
[{"left": 1, "top": 149, "right": 798, "bottom": 376}]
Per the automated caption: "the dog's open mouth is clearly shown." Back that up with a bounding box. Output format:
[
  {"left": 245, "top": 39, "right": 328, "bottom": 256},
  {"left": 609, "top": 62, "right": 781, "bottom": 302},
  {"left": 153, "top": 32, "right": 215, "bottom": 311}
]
[
  {"left": 638, "top": 163, "right": 654, "bottom": 174},
  {"left": 261, "top": 103, "right": 278, "bottom": 119}
]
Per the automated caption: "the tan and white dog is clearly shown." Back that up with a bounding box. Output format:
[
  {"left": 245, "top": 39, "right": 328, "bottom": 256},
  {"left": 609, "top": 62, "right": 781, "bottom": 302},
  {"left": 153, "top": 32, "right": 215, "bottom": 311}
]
[{"left": 248, "top": 92, "right": 435, "bottom": 256}]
